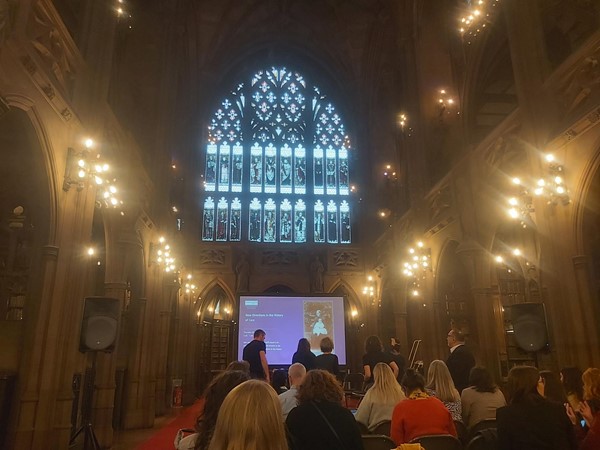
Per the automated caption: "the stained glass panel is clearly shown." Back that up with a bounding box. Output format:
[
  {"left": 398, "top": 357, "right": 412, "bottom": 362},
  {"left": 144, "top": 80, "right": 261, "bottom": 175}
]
[{"left": 203, "top": 66, "right": 353, "bottom": 243}]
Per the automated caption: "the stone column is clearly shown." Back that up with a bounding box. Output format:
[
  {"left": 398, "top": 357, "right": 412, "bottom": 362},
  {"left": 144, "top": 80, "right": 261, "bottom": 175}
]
[
  {"left": 11, "top": 245, "right": 59, "bottom": 449},
  {"left": 572, "top": 256, "right": 600, "bottom": 367},
  {"left": 456, "top": 242, "right": 502, "bottom": 378}
]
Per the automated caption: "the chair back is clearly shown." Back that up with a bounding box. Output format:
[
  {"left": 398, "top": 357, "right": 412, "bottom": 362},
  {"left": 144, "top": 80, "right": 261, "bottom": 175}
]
[
  {"left": 466, "top": 428, "right": 498, "bottom": 450},
  {"left": 362, "top": 435, "right": 397, "bottom": 450},
  {"left": 343, "top": 373, "right": 365, "bottom": 391},
  {"left": 371, "top": 420, "right": 391, "bottom": 436},
  {"left": 454, "top": 420, "right": 468, "bottom": 445},
  {"left": 357, "top": 421, "right": 370, "bottom": 435},
  {"left": 467, "top": 419, "right": 496, "bottom": 441},
  {"left": 411, "top": 434, "right": 463, "bottom": 450}
]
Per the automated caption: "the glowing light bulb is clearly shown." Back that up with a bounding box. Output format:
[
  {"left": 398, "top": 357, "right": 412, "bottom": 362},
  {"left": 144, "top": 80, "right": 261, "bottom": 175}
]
[
  {"left": 512, "top": 248, "right": 522, "bottom": 256},
  {"left": 87, "top": 247, "right": 95, "bottom": 256},
  {"left": 512, "top": 177, "right": 521, "bottom": 185},
  {"left": 412, "top": 290, "right": 419, "bottom": 297},
  {"left": 508, "top": 208, "right": 519, "bottom": 218},
  {"left": 84, "top": 138, "right": 94, "bottom": 148},
  {"left": 508, "top": 197, "right": 518, "bottom": 206},
  {"left": 495, "top": 255, "right": 504, "bottom": 263},
  {"left": 556, "top": 186, "right": 565, "bottom": 194},
  {"left": 545, "top": 154, "right": 555, "bottom": 162}
]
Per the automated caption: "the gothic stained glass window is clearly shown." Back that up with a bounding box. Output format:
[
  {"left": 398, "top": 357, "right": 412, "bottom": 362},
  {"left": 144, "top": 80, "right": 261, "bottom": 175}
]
[{"left": 202, "top": 67, "right": 353, "bottom": 243}]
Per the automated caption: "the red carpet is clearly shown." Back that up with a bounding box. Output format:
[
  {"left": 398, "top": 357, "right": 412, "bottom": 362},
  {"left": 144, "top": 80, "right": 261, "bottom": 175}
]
[{"left": 135, "top": 399, "right": 204, "bottom": 450}]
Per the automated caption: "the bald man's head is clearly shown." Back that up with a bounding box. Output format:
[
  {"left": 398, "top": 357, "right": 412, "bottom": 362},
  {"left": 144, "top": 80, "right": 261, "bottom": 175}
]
[{"left": 288, "top": 363, "right": 307, "bottom": 386}]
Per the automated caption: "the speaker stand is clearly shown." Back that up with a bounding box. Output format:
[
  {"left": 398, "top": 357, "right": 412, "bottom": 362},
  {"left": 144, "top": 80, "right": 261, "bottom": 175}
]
[{"left": 69, "top": 352, "right": 101, "bottom": 450}]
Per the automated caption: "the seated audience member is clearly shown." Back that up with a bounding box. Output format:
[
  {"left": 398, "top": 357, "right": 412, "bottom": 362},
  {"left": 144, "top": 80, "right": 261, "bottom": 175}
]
[
  {"left": 355, "top": 362, "right": 406, "bottom": 431},
  {"left": 272, "top": 369, "right": 289, "bottom": 395},
  {"left": 286, "top": 370, "right": 363, "bottom": 450},
  {"left": 279, "top": 363, "right": 306, "bottom": 420},
  {"left": 391, "top": 368, "right": 457, "bottom": 445},
  {"left": 225, "top": 360, "right": 250, "bottom": 373},
  {"left": 460, "top": 366, "right": 506, "bottom": 429},
  {"left": 363, "top": 335, "right": 399, "bottom": 384},
  {"left": 561, "top": 366, "right": 584, "bottom": 412},
  {"left": 208, "top": 380, "right": 288, "bottom": 450},
  {"left": 497, "top": 366, "right": 577, "bottom": 450},
  {"left": 315, "top": 337, "right": 339, "bottom": 376},
  {"left": 566, "top": 367, "right": 600, "bottom": 450},
  {"left": 292, "top": 338, "right": 317, "bottom": 371},
  {"left": 540, "top": 370, "right": 567, "bottom": 404},
  {"left": 426, "top": 359, "right": 463, "bottom": 422},
  {"left": 174, "top": 370, "right": 250, "bottom": 450}
]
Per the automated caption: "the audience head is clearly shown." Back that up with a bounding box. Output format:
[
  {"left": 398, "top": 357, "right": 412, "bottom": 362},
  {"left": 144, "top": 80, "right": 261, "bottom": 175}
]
[
  {"left": 365, "top": 335, "right": 383, "bottom": 354},
  {"left": 370, "top": 362, "right": 406, "bottom": 404},
  {"left": 560, "top": 366, "right": 584, "bottom": 400},
  {"left": 582, "top": 367, "right": 600, "bottom": 400},
  {"left": 539, "top": 370, "right": 567, "bottom": 403},
  {"left": 446, "top": 329, "right": 466, "bottom": 348},
  {"left": 426, "top": 360, "right": 460, "bottom": 402},
  {"left": 297, "top": 369, "right": 343, "bottom": 404},
  {"left": 254, "top": 329, "right": 266, "bottom": 340},
  {"left": 225, "top": 360, "right": 250, "bottom": 373},
  {"left": 208, "top": 380, "right": 288, "bottom": 450},
  {"left": 319, "top": 336, "right": 334, "bottom": 353},
  {"left": 506, "top": 366, "right": 543, "bottom": 404},
  {"left": 469, "top": 366, "right": 497, "bottom": 393},
  {"left": 296, "top": 338, "right": 311, "bottom": 353},
  {"left": 271, "top": 369, "right": 288, "bottom": 394},
  {"left": 288, "top": 363, "right": 307, "bottom": 387},
  {"left": 195, "top": 370, "right": 250, "bottom": 450},
  {"left": 401, "top": 368, "right": 426, "bottom": 395}
]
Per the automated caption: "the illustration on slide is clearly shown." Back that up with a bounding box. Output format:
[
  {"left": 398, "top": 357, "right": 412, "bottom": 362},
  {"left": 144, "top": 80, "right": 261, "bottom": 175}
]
[{"left": 303, "top": 301, "right": 333, "bottom": 350}]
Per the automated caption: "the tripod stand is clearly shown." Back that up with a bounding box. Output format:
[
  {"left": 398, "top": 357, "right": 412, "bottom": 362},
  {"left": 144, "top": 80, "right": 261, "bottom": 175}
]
[{"left": 69, "top": 352, "right": 101, "bottom": 450}]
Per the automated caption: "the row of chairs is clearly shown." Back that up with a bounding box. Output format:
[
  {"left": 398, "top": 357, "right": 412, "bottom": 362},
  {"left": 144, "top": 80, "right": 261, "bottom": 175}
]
[
  {"left": 360, "top": 419, "right": 498, "bottom": 450},
  {"left": 362, "top": 432, "right": 497, "bottom": 450}
]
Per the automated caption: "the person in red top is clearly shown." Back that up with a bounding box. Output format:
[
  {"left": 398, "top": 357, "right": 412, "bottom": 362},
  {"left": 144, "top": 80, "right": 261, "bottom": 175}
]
[{"left": 391, "top": 368, "right": 457, "bottom": 445}]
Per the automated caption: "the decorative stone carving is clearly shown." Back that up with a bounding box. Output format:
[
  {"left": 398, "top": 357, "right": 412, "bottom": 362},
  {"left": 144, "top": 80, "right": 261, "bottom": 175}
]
[
  {"left": 235, "top": 253, "right": 250, "bottom": 292},
  {"left": 560, "top": 51, "right": 600, "bottom": 113},
  {"left": 27, "top": 0, "right": 76, "bottom": 93},
  {"left": 428, "top": 184, "right": 453, "bottom": 223},
  {"left": 309, "top": 255, "right": 325, "bottom": 292},
  {"left": 483, "top": 133, "right": 522, "bottom": 170},
  {"left": 261, "top": 250, "right": 298, "bottom": 266},
  {"left": 332, "top": 250, "right": 358, "bottom": 267},
  {"left": 0, "top": 0, "right": 16, "bottom": 44},
  {"left": 198, "top": 249, "right": 225, "bottom": 265}
]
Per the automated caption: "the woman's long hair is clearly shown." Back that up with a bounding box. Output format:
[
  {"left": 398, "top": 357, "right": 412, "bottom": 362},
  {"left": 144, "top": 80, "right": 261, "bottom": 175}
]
[
  {"left": 426, "top": 360, "right": 460, "bottom": 402},
  {"left": 297, "top": 369, "right": 343, "bottom": 404},
  {"left": 540, "top": 370, "right": 567, "bottom": 403},
  {"left": 368, "top": 363, "right": 406, "bottom": 404},
  {"left": 506, "top": 366, "right": 543, "bottom": 404},
  {"left": 582, "top": 368, "right": 600, "bottom": 400},
  {"left": 195, "top": 370, "right": 250, "bottom": 450},
  {"left": 469, "top": 367, "right": 498, "bottom": 393},
  {"left": 208, "top": 380, "right": 288, "bottom": 450},
  {"left": 365, "top": 335, "right": 383, "bottom": 354},
  {"left": 561, "top": 367, "right": 584, "bottom": 400},
  {"left": 296, "top": 338, "right": 311, "bottom": 353}
]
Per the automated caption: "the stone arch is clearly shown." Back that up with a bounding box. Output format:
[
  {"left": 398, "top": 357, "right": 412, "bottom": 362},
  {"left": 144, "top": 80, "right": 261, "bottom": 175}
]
[
  {"left": 329, "top": 280, "right": 362, "bottom": 372},
  {"left": 263, "top": 284, "right": 295, "bottom": 294}
]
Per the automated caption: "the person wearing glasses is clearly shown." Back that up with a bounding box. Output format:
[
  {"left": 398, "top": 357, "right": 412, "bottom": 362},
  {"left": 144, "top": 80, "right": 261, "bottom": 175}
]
[{"left": 445, "top": 329, "right": 475, "bottom": 393}]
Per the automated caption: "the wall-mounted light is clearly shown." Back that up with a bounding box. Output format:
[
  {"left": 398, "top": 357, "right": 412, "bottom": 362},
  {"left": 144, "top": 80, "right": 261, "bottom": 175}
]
[
  {"left": 362, "top": 275, "right": 378, "bottom": 307},
  {"left": 402, "top": 241, "right": 431, "bottom": 298},
  {"left": 151, "top": 236, "right": 178, "bottom": 273},
  {"left": 504, "top": 153, "right": 570, "bottom": 227},
  {"left": 63, "top": 139, "right": 124, "bottom": 210}
]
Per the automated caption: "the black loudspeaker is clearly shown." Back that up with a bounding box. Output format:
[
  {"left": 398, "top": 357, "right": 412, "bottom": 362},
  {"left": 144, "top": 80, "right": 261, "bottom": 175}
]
[
  {"left": 79, "top": 297, "right": 120, "bottom": 353},
  {"left": 511, "top": 303, "right": 549, "bottom": 352}
]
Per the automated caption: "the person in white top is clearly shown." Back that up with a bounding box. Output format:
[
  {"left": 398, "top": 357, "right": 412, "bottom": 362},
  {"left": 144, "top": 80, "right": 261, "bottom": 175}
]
[
  {"left": 279, "top": 363, "right": 306, "bottom": 420},
  {"left": 355, "top": 363, "right": 406, "bottom": 431}
]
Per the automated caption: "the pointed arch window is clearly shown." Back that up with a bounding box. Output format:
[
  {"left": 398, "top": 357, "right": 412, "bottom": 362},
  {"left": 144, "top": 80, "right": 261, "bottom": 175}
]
[{"left": 202, "top": 67, "right": 353, "bottom": 243}]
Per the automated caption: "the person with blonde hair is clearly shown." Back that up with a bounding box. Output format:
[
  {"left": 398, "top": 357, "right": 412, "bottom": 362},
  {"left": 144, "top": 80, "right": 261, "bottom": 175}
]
[
  {"left": 566, "top": 367, "right": 600, "bottom": 450},
  {"left": 208, "top": 380, "right": 288, "bottom": 450},
  {"left": 426, "top": 359, "right": 462, "bottom": 422},
  {"left": 286, "top": 370, "right": 363, "bottom": 450},
  {"left": 355, "top": 362, "right": 406, "bottom": 431}
]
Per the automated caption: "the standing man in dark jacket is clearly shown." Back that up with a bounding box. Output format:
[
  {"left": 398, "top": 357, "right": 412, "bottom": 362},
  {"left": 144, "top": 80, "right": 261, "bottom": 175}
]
[
  {"left": 243, "top": 329, "right": 270, "bottom": 382},
  {"left": 445, "top": 329, "right": 475, "bottom": 393}
]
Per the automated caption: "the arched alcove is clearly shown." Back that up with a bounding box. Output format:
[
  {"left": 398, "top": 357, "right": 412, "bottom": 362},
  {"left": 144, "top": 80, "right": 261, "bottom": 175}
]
[
  {"left": 194, "top": 282, "right": 235, "bottom": 392},
  {"left": 436, "top": 241, "right": 477, "bottom": 349},
  {"left": 330, "top": 281, "right": 361, "bottom": 372}
]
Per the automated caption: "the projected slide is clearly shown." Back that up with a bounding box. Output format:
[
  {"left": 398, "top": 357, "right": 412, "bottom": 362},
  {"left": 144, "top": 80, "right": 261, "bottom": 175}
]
[{"left": 238, "top": 296, "right": 347, "bottom": 365}]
